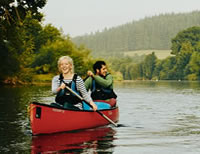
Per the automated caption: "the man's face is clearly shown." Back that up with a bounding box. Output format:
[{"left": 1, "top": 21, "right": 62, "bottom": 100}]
[{"left": 96, "top": 65, "right": 107, "bottom": 77}]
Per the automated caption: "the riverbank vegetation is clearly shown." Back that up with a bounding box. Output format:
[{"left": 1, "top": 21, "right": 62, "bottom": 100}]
[
  {"left": 0, "top": 1, "right": 200, "bottom": 85},
  {"left": 108, "top": 26, "right": 200, "bottom": 81},
  {"left": 0, "top": 0, "right": 98, "bottom": 84}
]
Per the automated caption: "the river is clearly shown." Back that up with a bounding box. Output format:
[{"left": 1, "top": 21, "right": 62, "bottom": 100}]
[{"left": 0, "top": 81, "right": 200, "bottom": 153}]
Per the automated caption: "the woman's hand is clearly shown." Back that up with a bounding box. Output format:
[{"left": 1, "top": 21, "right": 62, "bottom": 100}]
[
  {"left": 60, "top": 83, "right": 66, "bottom": 89},
  {"left": 89, "top": 101, "right": 97, "bottom": 111},
  {"left": 57, "top": 83, "right": 66, "bottom": 92}
]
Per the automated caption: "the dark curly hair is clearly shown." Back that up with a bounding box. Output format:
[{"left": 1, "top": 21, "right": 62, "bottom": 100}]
[{"left": 93, "top": 61, "right": 106, "bottom": 73}]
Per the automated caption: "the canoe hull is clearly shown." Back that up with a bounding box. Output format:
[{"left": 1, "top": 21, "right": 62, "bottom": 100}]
[{"left": 30, "top": 102, "right": 119, "bottom": 135}]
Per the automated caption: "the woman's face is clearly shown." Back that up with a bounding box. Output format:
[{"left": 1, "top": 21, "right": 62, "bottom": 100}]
[{"left": 60, "top": 59, "right": 72, "bottom": 74}]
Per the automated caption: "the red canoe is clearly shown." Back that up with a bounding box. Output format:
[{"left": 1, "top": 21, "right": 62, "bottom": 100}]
[{"left": 30, "top": 102, "right": 119, "bottom": 135}]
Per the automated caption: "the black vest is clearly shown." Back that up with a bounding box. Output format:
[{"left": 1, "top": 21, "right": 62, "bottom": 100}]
[
  {"left": 55, "top": 74, "right": 82, "bottom": 105},
  {"left": 91, "top": 74, "right": 117, "bottom": 100}
]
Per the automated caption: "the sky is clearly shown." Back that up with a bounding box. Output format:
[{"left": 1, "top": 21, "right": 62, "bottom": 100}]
[{"left": 41, "top": 0, "right": 200, "bottom": 37}]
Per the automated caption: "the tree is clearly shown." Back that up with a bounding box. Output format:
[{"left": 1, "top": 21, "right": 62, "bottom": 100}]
[
  {"left": 171, "top": 26, "right": 200, "bottom": 55},
  {"left": 170, "top": 26, "right": 200, "bottom": 80},
  {"left": 172, "top": 42, "right": 193, "bottom": 79},
  {"left": 187, "top": 52, "right": 200, "bottom": 80},
  {"left": 32, "top": 36, "right": 93, "bottom": 76},
  {"left": 35, "top": 24, "right": 62, "bottom": 53},
  {"left": 158, "top": 56, "right": 176, "bottom": 80},
  {"left": 73, "top": 11, "right": 200, "bottom": 55},
  {"left": 0, "top": 0, "right": 46, "bottom": 82},
  {"left": 0, "top": 0, "right": 46, "bottom": 22},
  {"left": 142, "top": 52, "right": 157, "bottom": 80},
  {"left": 129, "top": 63, "right": 143, "bottom": 80}
]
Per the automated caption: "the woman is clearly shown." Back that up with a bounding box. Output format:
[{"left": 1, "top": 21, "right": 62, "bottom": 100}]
[{"left": 52, "top": 56, "right": 97, "bottom": 111}]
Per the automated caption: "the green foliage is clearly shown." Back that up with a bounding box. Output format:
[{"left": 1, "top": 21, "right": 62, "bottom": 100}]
[
  {"left": 73, "top": 11, "right": 200, "bottom": 55},
  {"left": 32, "top": 73, "right": 54, "bottom": 83},
  {"left": 187, "top": 52, "right": 200, "bottom": 80},
  {"left": 0, "top": 41, "right": 20, "bottom": 78},
  {"left": 16, "top": 68, "right": 34, "bottom": 82},
  {"left": 0, "top": 0, "right": 46, "bottom": 22},
  {"left": 108, "top": 25, "right": 200, "bottom": 81},
  {"left": 0, "top": 0, "right": 94, "bottom": 84},
  {"left": 187, "top": 74, "right": 198, "bottom": 80},
  {"left": 169, "top": 26, "right": 200, "bottom": 80},
  {"left": 1, "top": 1, "right": 200, "bottom": 83},
  {"left": 129, "top": 63, "right": 143, "bottom": 80},
  {"left": 124, "top": 50, "right": 172, "bottom": 60},
  {"left": 158, "top": 57, "right": 176, "bottom": 80},
  {"left": 35, "top": 24, "right": 63, "bottom": 52},
  {"left": 0, "top": 0, "right": 46, "bottom": 83},
  {"left": 142, "top": 52, "right": 157, "bottom": 80},
  {"left": 171, "top": 26, "right": 200, "bottom": 55},
  {"left": 32, "top": 38, "right": 93, "bottom": 77}
]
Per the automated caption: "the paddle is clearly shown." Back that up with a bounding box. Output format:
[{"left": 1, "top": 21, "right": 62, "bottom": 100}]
[
  {"left": 83, "top": 75, "right": 89, "bottom": 82},
  {"left": 64, "top": 85, "right": 118, "bottom": 127}
]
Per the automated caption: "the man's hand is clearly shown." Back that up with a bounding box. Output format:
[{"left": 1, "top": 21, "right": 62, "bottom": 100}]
[{"left": 87, "top": 70, "right": 94, "bottom": 77}]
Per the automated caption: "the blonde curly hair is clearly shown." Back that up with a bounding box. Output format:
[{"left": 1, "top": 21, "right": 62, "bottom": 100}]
[{"left": 57, "top": 56, "right": 74, "bottom": 74}]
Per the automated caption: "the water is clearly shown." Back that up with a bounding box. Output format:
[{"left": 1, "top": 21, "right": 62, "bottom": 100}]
[{"left": 0, "top": 81, "right": 200, "bottom": 153}]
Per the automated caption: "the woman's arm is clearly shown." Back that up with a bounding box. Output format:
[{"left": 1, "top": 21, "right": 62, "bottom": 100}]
[
  {"left": 52, "top": 75, "right": 66, "bottom": 94},
  {"left": 76, "top": 76, "right": 97, "bottom": 111}
]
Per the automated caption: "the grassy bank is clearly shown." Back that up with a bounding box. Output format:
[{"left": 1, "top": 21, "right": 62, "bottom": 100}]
[
  {"left": 124, "top": 50, "right": 172, "bottom": 59},
  {"left": 27, "top": 74, "right": 54, "bottom": 85}
]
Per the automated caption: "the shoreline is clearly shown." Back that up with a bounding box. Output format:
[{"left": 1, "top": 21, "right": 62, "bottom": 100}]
[{"left": 1, "top": 79, "right": 199, "bottom": 86}]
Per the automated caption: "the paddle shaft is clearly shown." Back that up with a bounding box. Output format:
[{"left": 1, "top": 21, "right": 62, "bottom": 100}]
[{"left": 64, "top": 86, "right": 118, "bottom": 127}]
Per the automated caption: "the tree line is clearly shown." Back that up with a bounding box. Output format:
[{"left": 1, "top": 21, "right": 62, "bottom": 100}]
[
  {"left": 107, "top": 26, "right": 200, "bottom": 80},
  {"left": 0, "top": 1, "right": 200, "bottom": 84},
  {"left": 72, "top": 11, "right": 200, "bottom": 55}
]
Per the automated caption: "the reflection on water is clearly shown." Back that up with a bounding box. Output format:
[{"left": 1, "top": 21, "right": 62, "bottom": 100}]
[
  {"left": 115, "top": 80, "right": 200, "bottom": 92},
  {"left": 0, "top": 81, "right": 200, "bottom": 153},
  {"left": 31, "top": 127, "right": 116, "bottom": 153}
]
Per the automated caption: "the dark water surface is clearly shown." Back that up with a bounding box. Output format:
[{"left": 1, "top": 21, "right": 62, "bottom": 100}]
[{"left": 0, "top": 81, "right": 200, "bottom": 153}]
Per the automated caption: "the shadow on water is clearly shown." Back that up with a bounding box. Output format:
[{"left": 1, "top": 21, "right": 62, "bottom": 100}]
[
  {"left": 31, "top": 127, "right": 116, "bottom": 154},
  {"left": 117, "top": 124, "right": 129, "bottom": 127},
  {"left": 0, "top": 85, "right": 53, "bottom": 153}
]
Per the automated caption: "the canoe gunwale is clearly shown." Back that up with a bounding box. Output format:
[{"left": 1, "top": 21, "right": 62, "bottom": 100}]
[{"left": 31, "top": 101, "right": 118, "bottom": 112}]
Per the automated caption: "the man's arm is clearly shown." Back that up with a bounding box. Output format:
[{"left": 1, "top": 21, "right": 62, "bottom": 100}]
[
  {"left": 93, "top": 74, "right": 113, "bottom": 89},
  {"left": 84, "top": 76, "right": 93, "bottom": 91}
]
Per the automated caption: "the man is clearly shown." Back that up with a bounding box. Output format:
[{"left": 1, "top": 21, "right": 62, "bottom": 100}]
[{"left": 84, "top": 61, "right": 117, "bottom": 107}]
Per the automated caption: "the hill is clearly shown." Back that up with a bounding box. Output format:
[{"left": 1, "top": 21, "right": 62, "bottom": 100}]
[{"left": 72, "top": 11, "right": 200, "bottom": 56}]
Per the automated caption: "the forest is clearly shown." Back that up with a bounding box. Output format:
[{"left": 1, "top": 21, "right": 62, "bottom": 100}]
[
  {"left": 108, "top": 26, "right": 200, "bottom": 81},
  {"left": 73, "top": 11, "right": 200, "bottom": 55},
  {"left": 0, "top": 0, "right": 200, "bottom": 85}
]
